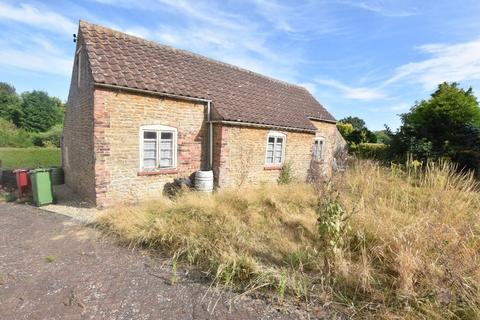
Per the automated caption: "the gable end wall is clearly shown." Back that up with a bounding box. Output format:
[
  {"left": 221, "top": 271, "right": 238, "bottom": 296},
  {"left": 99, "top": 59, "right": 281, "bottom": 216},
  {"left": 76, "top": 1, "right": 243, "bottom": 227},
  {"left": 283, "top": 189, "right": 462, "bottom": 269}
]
[{"left": 62, "top": 35, "right": 96, "bottom": 203}]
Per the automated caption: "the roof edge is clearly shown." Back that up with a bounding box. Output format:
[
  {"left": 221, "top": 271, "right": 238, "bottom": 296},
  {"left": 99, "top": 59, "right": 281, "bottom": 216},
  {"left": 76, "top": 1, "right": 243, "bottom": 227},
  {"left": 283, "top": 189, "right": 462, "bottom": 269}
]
[
  {"left": 308, "top": 116, "right": 338, "bottom": 124},
  {"left": 94, "top": 82, "right": 212, "bottom": 103},
  {"left": 211, "top": 120, "right": 316, "bottom": 133}
]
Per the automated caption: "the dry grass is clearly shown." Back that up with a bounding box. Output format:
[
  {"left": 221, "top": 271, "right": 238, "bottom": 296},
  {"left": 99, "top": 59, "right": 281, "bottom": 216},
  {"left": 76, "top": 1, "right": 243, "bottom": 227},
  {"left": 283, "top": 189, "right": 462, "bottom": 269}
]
[{"left": 97, "top": 160, "right": 480, "bottom": 318}]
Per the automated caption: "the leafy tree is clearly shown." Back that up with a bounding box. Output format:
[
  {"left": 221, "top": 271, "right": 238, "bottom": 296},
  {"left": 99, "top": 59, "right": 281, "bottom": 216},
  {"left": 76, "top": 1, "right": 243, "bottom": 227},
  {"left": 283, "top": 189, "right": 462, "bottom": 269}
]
[
  {"left": 339, "top": 116, "right": 366, "bottom": 131},
  {"left": 19, "top": 91, "right": 64, "bottom": 132},
  {"left": 337, "top": 122, "right": 354, "bottom": 139},
  {"left": 374, "top": 130, "right": 392, "bottom": 145},
  {"left": 0, "top": 82, "right": 21, "bottom": 123},
  {"left": 390, "top": 82, "right": 480, "bottom": 167},
  {"left": 337, "top": 116, "right": 377, "bottom": 145}
]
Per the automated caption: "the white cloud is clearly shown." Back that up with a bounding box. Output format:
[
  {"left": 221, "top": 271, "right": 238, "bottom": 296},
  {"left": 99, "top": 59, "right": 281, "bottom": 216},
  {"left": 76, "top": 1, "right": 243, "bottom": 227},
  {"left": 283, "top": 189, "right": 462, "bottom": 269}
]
[
  {"left": 339, "top": 0, "right": 418, "bottom": 17},
  {"left": 368, "top": 102, "right": 410, "bottom": 112},
  {"left": 0, "top": 2, "right": 76, "bottom": 35},
  {"left": 250, "top": 0, "right": 345, "bottom": 36},
  {"left": 315, "top": 78, "right": 386, "bottom": 100},
  {"left": 385, "top": 39, "right": 480, "bottom": 89},
  {"left": 0, "top": 48, "right": 71, "bottom": 76},
  {"left": 123, "top": 26, "right": 151, "bottom": 38},
  {"left": 297, "top": 82, "right": 317, "bottom": 95},
  {"left": 0, "top": 30, "right": 72, "bottom": 76}
]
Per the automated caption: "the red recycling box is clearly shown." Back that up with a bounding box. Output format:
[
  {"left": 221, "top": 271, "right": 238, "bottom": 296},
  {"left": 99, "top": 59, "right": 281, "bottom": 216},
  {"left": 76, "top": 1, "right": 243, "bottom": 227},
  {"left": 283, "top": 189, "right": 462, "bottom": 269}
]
[{"left": 13, "top": 169, "right": 31, "bottom": 198}]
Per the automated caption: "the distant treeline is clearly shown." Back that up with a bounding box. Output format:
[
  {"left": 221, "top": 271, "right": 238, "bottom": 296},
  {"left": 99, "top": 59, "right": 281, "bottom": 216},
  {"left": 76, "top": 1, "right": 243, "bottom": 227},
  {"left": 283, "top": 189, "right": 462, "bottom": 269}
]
[{"left": 0, "top": 82, "right": 65, "bottom": 148}]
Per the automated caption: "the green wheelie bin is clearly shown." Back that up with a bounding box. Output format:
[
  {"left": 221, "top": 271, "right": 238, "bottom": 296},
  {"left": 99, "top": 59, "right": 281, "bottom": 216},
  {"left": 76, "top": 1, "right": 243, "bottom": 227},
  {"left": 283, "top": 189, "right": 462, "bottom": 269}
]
[{"left": 29, "top": 168, "right": 54, "bottom": 206}]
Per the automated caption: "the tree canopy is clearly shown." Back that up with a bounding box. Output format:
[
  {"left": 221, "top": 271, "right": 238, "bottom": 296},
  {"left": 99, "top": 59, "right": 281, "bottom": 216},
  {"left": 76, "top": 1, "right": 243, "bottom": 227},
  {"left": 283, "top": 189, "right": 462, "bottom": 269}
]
[
  {"left": 19, "top": 90, "right": 64, "bottom": 132},
  {"left": 337, "top": 116, "right": 377, "bottom": 145},
  {"left": 339, "top": 116, "right": 366, "bottom": 131},
  {"left": 388, "top": 82, "right": 480, "bottom": 173},
  {"left": 0, "top": 82, "right": 21, "bottom": 123}
]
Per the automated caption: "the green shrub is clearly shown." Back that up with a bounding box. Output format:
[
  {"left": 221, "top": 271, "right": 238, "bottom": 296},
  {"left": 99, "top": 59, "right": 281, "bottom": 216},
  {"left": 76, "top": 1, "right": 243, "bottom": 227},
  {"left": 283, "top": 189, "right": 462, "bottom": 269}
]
[
  {"left": 351, "top": 143, "right": 389, "bottom": 161},
  {"left": 455, "top": 150, "right": 480, "bottom": 177},
  {"left": 0, "top": 119, "right": 33, "bottom": 147},
  {"left": 277, "top": 162, "right": 295, "bottom": 184},
  {"left": 32, "top": 124, "right": 63, "bottom": 148}
]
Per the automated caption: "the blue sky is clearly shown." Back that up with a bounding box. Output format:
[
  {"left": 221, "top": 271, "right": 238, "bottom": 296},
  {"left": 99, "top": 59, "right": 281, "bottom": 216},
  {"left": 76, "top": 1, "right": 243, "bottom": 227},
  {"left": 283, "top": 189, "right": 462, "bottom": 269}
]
[{"left": 1, "top": 0, "right": 480, "bottom": 130}]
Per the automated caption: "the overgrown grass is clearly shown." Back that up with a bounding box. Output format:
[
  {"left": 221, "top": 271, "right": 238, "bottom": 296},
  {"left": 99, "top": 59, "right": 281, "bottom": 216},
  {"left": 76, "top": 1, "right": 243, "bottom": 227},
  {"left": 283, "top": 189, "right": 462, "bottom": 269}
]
[
  {"left": 97, "top": 161, "right": 480, "bottom": 318},
  {"left": 0, "top": 147, "right": 61, "bottom": 169}
]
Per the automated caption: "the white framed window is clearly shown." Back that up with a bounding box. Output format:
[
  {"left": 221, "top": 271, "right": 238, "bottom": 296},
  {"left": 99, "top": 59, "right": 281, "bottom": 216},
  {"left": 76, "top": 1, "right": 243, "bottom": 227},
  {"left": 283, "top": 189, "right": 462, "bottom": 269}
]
[
  {"left": 139, "top": 125, "right": 177, "bottom": 170},
  {"left": 313, "top": 137, "right": 325, "bottom": 160},
  {"left": 265, "top": 131, "right": 286, "bottom": 165}
]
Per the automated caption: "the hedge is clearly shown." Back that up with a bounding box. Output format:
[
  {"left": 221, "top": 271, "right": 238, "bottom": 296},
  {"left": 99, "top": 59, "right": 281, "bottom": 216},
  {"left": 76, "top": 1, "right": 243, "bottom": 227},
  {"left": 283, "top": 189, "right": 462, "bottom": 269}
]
[{"left": 350, "top": 143, "right": 389, "bottom": 161}]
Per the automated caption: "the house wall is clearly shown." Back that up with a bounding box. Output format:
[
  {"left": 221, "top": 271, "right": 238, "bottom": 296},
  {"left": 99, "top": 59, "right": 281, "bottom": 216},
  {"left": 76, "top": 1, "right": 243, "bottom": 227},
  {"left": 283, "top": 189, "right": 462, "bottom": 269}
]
[
  {"left": 213, "top": 120, "right": 341, "bottom": 188},
  {"left": 93, "top": 88, "right": 207, "bottom": 207},
  {"left": 63, "top": 34, "right": 96, "bottom": 203},
  {"left": 311, "top": 120, "right": 346, "bottom": 176}
]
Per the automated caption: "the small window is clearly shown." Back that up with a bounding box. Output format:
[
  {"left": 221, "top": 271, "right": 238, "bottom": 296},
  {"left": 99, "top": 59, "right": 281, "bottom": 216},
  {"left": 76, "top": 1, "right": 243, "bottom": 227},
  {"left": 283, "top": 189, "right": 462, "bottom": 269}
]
[
  {"left": 265, "top": 132, "right": 286, "bottom": 165},
  {"left": 314, "top": 138, "right": 325, "bottom": 160},
  {"left": 140, "top": 125, "right": 177, "bottom": 170}
]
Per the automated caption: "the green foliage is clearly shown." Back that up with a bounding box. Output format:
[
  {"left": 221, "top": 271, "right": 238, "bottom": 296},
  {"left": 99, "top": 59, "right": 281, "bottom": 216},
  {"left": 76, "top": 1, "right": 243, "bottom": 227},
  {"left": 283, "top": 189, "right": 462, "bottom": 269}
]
[
  {"left": 0, "top": 82, "right": 21, "bottom": 123},
  {"left": 19, "top": 91, "right": 64, "bottom": 132},
  {"left": 0, "top": 147, "right": 61, "bottom": 169},
  {"left": 32, "top": 124, "right": 63, "bottom": 148},
  {"left": 390, "top": 82, "right": 480, "bottom": 174},
  {"left": 277, "top": 161, "right": 295, "bottom": 184},
  {"left": 374, "top": 129, "right": 392, "bottom": 145},
  {"left": 0, "top": 119, "right": 33, "bottom": 147},
  {"left": 336, "top": 122, "right": 354, "bottom": 138},
  {"left": 337, "top": 116, "right": 377, "bottom": 146},
  {"left": 339, "top": 116, "right": 366, "bottom": 131},
  {"left": 316, "top": 185, "right": 350, "bottom": 255},
  {"left": 350, "top": 143, "right": 389, "bottom": 161}
]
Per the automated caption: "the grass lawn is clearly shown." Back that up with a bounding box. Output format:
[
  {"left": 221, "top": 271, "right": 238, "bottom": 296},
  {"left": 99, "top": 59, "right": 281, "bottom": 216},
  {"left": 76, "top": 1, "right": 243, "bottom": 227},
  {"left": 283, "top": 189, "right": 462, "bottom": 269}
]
[{"left": 0, "top": 147, "right": 61, "bottom": 170}]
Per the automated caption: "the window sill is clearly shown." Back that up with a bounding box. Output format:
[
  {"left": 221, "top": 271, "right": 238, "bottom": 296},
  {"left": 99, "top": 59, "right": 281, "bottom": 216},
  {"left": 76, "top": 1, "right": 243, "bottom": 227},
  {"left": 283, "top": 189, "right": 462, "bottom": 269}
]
[
  {"left": 138, "top": 169, "right": 179, "bottom": 176},
  {"left": 264, "top": 165, "right": 283, "bottom": 171}
]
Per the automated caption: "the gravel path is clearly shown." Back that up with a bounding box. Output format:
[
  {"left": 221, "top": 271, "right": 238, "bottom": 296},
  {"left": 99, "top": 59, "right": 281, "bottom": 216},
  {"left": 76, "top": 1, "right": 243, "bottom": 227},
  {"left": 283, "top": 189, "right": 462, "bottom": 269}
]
[{"left": 0, "top": 203, "right": 316, "bottom": 319}]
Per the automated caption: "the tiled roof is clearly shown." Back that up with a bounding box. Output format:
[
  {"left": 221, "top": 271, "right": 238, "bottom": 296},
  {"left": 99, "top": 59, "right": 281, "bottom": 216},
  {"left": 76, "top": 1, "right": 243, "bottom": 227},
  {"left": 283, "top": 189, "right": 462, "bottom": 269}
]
[{"left": 79, "top": 21, "right": 336, "bottom": 131}]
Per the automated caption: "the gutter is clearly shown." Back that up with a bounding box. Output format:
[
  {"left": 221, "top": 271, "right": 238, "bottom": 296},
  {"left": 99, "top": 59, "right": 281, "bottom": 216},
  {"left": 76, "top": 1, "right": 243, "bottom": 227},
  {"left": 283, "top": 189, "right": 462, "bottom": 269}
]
[
  {"left": 307, "top": 116, "right": 337, "bottom": 124},
  {"left": 94, "top": 82, "right": 214, "bottom": 170},
  {"left": 94, "top": 82, "right": 211, "bottom": 103},
  {"left": 210, "top": 120, "right": 316, "bottom": 133}
]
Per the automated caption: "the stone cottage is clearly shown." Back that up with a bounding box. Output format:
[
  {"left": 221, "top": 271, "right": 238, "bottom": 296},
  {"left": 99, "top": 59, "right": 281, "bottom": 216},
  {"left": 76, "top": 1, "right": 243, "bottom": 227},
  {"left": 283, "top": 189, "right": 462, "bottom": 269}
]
[{"left": 63, "top": 21, "right": 346, "bottom": 207}]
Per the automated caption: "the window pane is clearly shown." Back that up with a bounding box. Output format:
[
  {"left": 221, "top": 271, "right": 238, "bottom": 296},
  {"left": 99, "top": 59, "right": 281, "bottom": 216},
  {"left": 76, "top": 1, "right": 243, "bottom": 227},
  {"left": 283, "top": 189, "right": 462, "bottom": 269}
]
[
  {"left": 144, "top": 150, "right": 156, "bottom": 159},
  {"left": 268, "top": 137, "right": 275, "bottom": 143},
  {"left": 161, "top": 132, "right": 173, "bottom": 140},
  {"left": 144, "top": 140, "right": 156, "bottom": 149},
  {"left": 161, "top": 140, "right": 172, "bottom": 149},
  {"left": 143, "top": 158, "right": 156, "bottom": 168},
  {"left": 267, "top": 143, "right": 274, "bottom": 151},
  {"left": 314, "top": 140, "right": 324, "bottom": 160},
  {"left": 160, "top": 158, "right": 172, "bottom": 167},
  {"left": 143, "top": 136, "right": 157, "bottom": 168},
  {"left": 159, "top": 133, "right": 174, "bottom": 168},
  {"left": 266, "top": 156, "right": 274, "bottom": 164},
  {"left": 144, "top": 131, "right": 157, "bottom": 139}
]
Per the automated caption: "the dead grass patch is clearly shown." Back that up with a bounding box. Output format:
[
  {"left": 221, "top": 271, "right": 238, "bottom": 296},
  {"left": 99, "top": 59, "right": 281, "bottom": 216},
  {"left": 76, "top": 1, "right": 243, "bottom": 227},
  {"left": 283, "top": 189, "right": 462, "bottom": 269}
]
[{"left": 97, "top": 161, "right": 480, "bottom": 318}]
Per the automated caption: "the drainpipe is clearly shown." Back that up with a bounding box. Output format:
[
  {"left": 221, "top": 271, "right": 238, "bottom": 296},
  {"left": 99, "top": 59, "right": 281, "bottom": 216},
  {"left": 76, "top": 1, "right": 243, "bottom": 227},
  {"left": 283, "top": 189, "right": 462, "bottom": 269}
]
[{"left": 207, "top": 101, "right": 213, "bottom": 170}]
